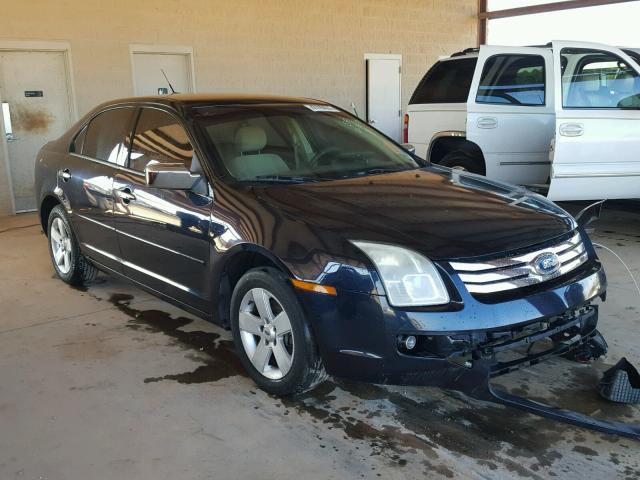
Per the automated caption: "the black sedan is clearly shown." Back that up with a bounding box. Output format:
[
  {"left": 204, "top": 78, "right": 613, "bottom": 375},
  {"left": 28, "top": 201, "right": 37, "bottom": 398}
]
[{"left": 35, "top": 94, "right": 607, "bottom": 397}]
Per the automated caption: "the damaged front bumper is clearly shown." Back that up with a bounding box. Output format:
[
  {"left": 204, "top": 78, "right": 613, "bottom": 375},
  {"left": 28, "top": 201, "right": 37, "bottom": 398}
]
[{"left": 302, "top": 260, "right": 640, "bottom": 439}]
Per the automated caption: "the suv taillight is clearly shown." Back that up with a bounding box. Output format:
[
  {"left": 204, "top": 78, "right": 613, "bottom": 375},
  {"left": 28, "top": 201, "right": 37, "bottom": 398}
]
[{"left": 403, "top": 113, "right": 409, "bottom": 143}]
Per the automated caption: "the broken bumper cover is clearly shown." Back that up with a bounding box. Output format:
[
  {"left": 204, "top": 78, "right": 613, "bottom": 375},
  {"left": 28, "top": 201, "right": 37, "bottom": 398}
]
[
  {"left": 302, "top": 261, "right": 640, "bottom": 440},
  {"left": 299, "top": 260, "right": 607, "bottom": 385}
]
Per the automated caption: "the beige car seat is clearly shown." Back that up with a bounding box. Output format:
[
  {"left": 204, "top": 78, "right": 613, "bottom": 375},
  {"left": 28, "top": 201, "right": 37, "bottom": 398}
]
[{"left": 227, "top": 126, "right": 288, "bottom": 179}]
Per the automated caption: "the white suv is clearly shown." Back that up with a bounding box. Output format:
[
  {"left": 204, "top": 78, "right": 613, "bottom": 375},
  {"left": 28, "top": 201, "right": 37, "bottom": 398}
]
[{"left": 406, "top": 41, "right": 640, "bottom": 201}]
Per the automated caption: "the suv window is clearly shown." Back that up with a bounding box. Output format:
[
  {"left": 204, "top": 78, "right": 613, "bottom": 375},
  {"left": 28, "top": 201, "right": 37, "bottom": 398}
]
[
  {"left": 129, "top": 108, "right": 194, "bottom": 172},
  {"left": 409, "top": 58, "right": 477, "bottom": 104},
  {"left": 562, "top": 48, "right": 640, "bottom": 109},
  {"left": 82, "top": 107, "right": 136, "bottom": 165},
  {"left": 476, "top": 54, "right": 545, "bottom": 106}
]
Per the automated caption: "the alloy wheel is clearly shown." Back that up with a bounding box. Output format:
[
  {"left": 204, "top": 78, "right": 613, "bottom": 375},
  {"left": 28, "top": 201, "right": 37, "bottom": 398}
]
[
  {"left": 238, "top": 287, "right": 294, "bottom": 380},
  {"left": 50, "top": 217, "right": 72, "bottom": 274}
]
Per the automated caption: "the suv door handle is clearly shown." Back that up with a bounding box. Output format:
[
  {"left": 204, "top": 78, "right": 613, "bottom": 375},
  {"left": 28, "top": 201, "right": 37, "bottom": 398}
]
[
  {"left": 477, "top": 117, "right": 498, "bottom": 129},
  {"left": 559, "top": 123, "right": 584, "bottom": 137},
  {"left": 58, "top": 169, "right": 71, "bottom": 182},
  {"left": 115, "top": 187, "right": 136, "bottom": 204}
]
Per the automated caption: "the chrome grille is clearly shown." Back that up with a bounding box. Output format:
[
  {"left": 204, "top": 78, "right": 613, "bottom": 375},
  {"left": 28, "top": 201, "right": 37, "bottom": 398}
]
[{"left": 449, "top": 232, "right": 588, "bottom": 294}]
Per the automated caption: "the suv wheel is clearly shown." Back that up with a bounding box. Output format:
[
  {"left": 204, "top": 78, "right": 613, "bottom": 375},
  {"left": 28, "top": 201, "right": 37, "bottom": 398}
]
[
  {"left": 230, "top": 268, "right": 327, "bottom": 395},
  {"left": 440, "top": 151, "right": 485, "bottom": 175},
  {"left": 47, "top": 205, "right": 98, "bottom": 285}
]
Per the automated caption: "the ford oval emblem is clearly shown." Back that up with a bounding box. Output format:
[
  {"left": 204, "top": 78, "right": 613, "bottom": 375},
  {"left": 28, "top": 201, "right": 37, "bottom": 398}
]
[{"left": 532, "top": 252, "right": 561, "bottom": 276}]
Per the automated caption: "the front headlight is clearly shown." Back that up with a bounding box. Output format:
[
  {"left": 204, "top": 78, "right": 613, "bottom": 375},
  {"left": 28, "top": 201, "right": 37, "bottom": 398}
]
[{"left": 350, "top": 241, "right": 449, "bottom": 307}]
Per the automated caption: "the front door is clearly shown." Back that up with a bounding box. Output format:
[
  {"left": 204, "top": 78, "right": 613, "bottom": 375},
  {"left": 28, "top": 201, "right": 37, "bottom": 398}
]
[
  {"left": 113, "top": 107, "right": 212, "bottom": 312},
  {"left": 366, "top": 55, "right": 402, "bottom": 141},
  {"left": 548, "top": 41, "right": 640, "bottom": 201},
  {"left": 0, "top": 50, "right": 73, "bottom": 211},
  {"left": 466, "top": 46, "right": 555, "bottom": 185}
]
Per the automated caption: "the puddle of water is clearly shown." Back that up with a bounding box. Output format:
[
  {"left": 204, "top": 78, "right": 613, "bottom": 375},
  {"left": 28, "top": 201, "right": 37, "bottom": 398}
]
[
  {"left": 109, "top": 293, "right": 246, "bottom": 384},
  {"left": 97, "top": 290, "right": 637, "bottom": 477}
]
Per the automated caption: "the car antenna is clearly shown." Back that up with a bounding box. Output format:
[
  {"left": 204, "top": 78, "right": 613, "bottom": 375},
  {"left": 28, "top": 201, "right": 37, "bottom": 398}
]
[
  {"left": 350, "top": 102, "right": 359, "bottom": 118},
  {"left": 161, "top": 69, "right": 178, "bottom": 94}
]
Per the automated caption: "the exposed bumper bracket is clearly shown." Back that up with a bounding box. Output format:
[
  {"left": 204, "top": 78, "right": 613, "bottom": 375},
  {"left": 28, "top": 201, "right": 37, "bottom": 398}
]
[{"left": 449, "top": 358, "right": 640, "bottom": 441}]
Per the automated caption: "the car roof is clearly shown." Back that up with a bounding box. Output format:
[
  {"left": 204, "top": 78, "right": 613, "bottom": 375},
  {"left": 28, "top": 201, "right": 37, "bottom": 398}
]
[
  {"left": 99, "top": 93, "right": 327, "bottom": 110},
  {"left": 448, "top": 42, "right": 639, "bottom": 60}
]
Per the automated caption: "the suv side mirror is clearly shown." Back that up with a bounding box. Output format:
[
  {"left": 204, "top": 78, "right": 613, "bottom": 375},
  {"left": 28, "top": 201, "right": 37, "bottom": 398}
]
[{"left": 145, "top": 162, "right": 201, "bottom": 190}]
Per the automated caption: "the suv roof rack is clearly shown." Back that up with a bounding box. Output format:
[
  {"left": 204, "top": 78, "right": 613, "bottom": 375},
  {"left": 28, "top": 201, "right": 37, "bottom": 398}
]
[
  {"left": 450, "top": 47, "right": 479, "bottom": 57},
  {"left": 450, "top": 43, "right": 552, "bottom": 57}
]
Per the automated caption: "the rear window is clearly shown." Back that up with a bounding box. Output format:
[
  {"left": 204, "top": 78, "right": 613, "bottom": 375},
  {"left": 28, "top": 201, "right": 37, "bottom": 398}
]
[
  {"left": 83, "top": 107, "right": 136, "bottom": 165},
  {"left": 476, "top": 54, "right": 545, "bottom": 106},
  {"left": 71, "top": 125, "right": 87, "bottom": 153},
  {"left": 409, "top": 58, "right": 477, "bottom": 104}
]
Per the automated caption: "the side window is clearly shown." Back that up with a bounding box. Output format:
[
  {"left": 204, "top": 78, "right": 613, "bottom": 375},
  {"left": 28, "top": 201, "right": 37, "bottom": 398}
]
[
  {"left": 409, "top": 58, "right": 477, "bottom": 104},
  {"left": 71, "top": 125, "right": 87, "bottom": 153},
  {"left": 476, "top": 54, "right": 545, "bottom": 106},
  {"left": 82, "top": 108, "right": 136, "bottom": 165},
  {"left": 129, "top": 108, "right": 194, "bottom": 172},
  {"left": 562, "top": 48, "right": 640, "bottom": 109}
]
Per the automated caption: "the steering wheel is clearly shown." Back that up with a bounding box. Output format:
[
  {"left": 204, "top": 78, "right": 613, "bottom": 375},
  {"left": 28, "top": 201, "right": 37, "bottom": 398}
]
[{"left": 310, "top": 147, "right": 341, "bottom": 167}]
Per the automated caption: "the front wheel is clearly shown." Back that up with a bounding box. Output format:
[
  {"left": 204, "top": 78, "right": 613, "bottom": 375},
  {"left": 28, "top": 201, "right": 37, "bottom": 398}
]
[
  {"left": 230, "top": 268, "right": 327, "bottom": 395},
  {"left": 47, "top": 205, "right": 98, "bottom": 285}
]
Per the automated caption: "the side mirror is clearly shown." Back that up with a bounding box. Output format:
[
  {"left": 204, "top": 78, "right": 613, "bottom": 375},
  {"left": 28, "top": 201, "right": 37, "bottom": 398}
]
[
  {"left": 145, "top": 162, "right": 201, "bottom": 190},
  {"left": 402, "top": 143, "right": 416, "bottom": 155},
  {"left": 575, "top": 200, "right": 605, "bottom": 228}
]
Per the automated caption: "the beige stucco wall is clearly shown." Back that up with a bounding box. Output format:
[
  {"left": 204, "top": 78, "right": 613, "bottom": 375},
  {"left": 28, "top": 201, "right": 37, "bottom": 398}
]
[{"left": 0, "top": 0, "right": 477, "bottom": 215}]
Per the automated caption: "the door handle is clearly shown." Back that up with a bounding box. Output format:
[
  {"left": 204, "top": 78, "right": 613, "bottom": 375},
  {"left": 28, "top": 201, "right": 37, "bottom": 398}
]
[
  {"left": 2, "top": 102, "right": 16, "bottom": 141},
  {"left": 559, "top": 123, "right": 584, "bottom": 137},
  {"left": 58, "top": 169, "right": 71, "bottom": 182},
  {"left": 477, "top": 117, "right": 498, "bottom": 129},
  {"left": 115, "top": 187, "right": 136, "bottom": 204}
]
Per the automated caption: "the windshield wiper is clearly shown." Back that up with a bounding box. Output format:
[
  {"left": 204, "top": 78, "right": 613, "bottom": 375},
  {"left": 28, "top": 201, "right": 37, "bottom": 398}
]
[
  {"left": 347, "top": 166, "right": 408, "bottom": 177},
  {"left": 252, "top": 175, "right": 322, "bottom": 184}
]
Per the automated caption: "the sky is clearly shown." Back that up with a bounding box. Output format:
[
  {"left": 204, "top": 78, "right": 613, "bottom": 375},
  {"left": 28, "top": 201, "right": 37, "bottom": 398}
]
[{"left": 487, "top": 1, "right": 640, "bottom": 47}]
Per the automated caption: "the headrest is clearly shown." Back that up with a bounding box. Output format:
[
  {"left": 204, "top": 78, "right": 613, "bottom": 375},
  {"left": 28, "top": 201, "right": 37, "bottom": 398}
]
[{"left": 235, "top": 126, "right": 267, "bottom": 153}]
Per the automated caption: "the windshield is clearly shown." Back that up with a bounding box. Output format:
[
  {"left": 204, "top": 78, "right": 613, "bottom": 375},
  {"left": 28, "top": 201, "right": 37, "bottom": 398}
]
[{"left": 194, "top": 104, "right": 422, "bottom": 183}]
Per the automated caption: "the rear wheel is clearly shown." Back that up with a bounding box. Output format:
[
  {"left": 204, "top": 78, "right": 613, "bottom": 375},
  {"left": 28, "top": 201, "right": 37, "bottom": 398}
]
[
  {"left": 439, "top": 151, "right": 485, "bottom": 175},
  {"left": 230, "top": 268, "right": 327, "bottom": 395},
  {"left": 47, "top": 205, "right": 98, "bottom": 286}
]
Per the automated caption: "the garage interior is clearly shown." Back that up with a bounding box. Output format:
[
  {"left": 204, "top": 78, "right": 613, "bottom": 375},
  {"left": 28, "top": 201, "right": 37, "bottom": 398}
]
[{"left": 1, "top": 1, "right": 639, "bottom": 479}]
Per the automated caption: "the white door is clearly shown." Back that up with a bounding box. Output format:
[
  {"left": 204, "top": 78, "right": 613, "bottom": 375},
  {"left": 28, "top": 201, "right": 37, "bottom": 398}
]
[
  {"left": 0, "top": 50, "right": 73, "bottom": 212},
  {"left": 132, "top": 52, "right": 193, "bottom": 96},
  {"left": 548, "top": 41, "right": 640, "bottom": 201},
  {"left": 366, "top": 56, "right": 401, "bottom": 141},
  {"left": 466, "top": 46, "right": 555, "bottom": 185}
]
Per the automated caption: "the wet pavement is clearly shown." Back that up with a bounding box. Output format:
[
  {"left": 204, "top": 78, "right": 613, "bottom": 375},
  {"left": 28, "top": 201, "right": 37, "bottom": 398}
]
[{"left": 0, "top": 204, "right": 639, "bottom": 479}]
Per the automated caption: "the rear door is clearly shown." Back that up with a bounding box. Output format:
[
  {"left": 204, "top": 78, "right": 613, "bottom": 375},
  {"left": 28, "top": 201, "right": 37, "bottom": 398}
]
[
  {"left": 548, "top": 41, "right": 640, "bottom": 201},
  {"left": 467, "top": 46, "right": 554, "bottom": 185},
  {"left": 64, "top": 106, "right": 137, "bottom": 272},
  {"left": 113, "top": 107, "right": 212, "bottom": 312}
]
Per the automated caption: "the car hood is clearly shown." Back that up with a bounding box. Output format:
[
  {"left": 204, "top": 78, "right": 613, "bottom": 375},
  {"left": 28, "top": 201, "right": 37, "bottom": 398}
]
[{"left": 253, "top": 167, "right": 576, "bottom": 260}]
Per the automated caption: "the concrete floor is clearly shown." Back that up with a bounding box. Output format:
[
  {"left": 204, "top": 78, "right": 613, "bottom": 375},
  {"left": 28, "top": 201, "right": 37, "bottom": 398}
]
[{"left": 1, "top": 205, "right": 639, "bottom": 480}]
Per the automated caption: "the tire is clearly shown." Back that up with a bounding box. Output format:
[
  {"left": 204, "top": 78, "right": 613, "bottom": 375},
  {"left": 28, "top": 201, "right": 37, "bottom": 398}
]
[
  {"left": 439, "top": 151, "right": 485, "bottom": 175},
  {"left": 47, "top": 205, "right": 98, "bottom": 286},
  {"left": 230, "top": 267, "right": 327, "bottom": 396}
]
